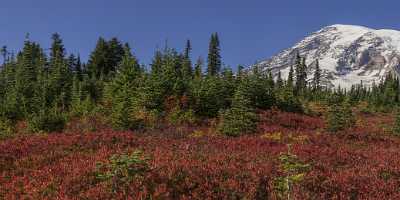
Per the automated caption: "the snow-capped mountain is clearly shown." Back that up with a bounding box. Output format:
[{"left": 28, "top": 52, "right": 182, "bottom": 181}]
[{"left": 255, "top": 24, "right": 400, "bottom": 88}]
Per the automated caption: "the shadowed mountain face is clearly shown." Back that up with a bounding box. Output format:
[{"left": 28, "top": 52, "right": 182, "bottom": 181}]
[{"left": 255, "top": 24, "right": 400, "bottom": 88}]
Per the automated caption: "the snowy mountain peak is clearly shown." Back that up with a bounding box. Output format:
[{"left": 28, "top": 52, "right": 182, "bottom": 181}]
[
  {"left": 256, "top": 24, "right": 400, "bottom": 88},
  {"left": 325, "top": 24, "right": 372, "bottom": 30}
]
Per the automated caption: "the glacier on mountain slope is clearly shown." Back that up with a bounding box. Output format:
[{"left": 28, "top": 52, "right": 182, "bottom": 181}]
[{"left": 255, "top": 24, "right": 400, "bottom": 89}]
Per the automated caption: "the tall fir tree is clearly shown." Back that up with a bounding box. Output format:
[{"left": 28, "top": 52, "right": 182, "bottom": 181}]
[
  {"left": 184, "top": 39, "right": 192, "bottom": 60},
  {"left": 294, "top": 52, "right": 301, "bottom": 86},
  {"left": 393, "top": 109, "right": 400, "bottom": 136},
  {"left": 326, "top": 96, "right": 355, "bottom": 132},
  {"left": 287, "top": 65, "right": 294, "bottom": 89},
  {"left": 182, "top": 40, "right": 193, "bottom": 79},
  {"left": 107, "top": 38, "right": 125, "bottom": 73},
  {"left": 50, "top": 33, "right": 66, "bottom": 67},
  {"left": 0, "top": 54, "right": 18, "bottom": 119},
  {"left": 207, "top": 33, "right": 221, "bottom": 76},
  {"left": 294, "top": 53, "right": 307, "bottom": 94},
  {"left": 267, "top": 69, "right": 275, "bottom": 89},
  {"left": 106, "top": 44, "right": 142, "bottom": 130},
  {"left": 276, "top": 70, "right": 283, "bottom": 89},
  {"left": 218, "top": 78, "right": 258, "bottom": 136},
  {"left": 313, "top": 59, "right": 321, "bottom": 91},
  {"left": 87, "top": 37, "right": 109, "bottom": 78},
  {"left": 301, "top": 57, "right": 308, "bottom": 89},
  {"left": 294, "top": 55, "right": 300, "bottom": 87},
  {"left": 49, "top": 33, "right": 72, "bottom": 111},
  {"left": 15, "top": 40, "right": 37, "bottom": 116}
]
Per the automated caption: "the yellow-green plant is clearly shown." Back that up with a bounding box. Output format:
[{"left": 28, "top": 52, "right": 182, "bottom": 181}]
[
  {"left": 274, "top": 145, "right": 310, "bottom": 200},
  {"left": 0, "top": 117, "right": 14, "bottom": 139}
]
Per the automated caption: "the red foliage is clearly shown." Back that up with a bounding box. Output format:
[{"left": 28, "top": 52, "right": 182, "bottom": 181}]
[
  {"left": 258, "top": 109, "right": 325, "bottom": 134},
  {"left": 1, "top": 111, "right": 400, "bottom": 199}
]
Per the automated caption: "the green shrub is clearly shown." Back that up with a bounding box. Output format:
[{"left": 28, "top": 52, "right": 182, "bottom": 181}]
[
  {"left": 28, "top": 110, "right": 66, "bottom": 133},
  {"left": 168, "top": 108, "right": 197, "bottom": 125},
  {"left": 70, "top": 95, "right": 96, "bottom": 117},
  {"left": 0, "top": 117, "right": 14, "bottom": 139},
  {"left": 110, "top": 101, "right": 144, "bottom": 131},
  {"left": 140, "top": 109, "right": 163, "bottom": 129},
  {"left": 218, "top": 89, "right": 258, "bottom": 137},
  {"left": 276, "top": 88, "right": 303, "bottom": 113},
  {"left": 357, "top": 101, "right": 374, "bottom": 115},
  {"left": 95, "top": 151, "right": 151, "bottom": 193},
  {"left": 393, "top": 110, "right": 400, "bottom": 136},
  {"left": 326, "top": 98, "right": 355, "bottom": 132},
  {"left": 218, "top": 108, "right": 258, "bottom": 137},
  {"left": 190, "top": 76, "right": 233, "bottom": 118}
]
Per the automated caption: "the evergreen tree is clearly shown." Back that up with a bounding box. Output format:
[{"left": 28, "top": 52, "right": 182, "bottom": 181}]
[
  {"left": 301, "top": 57, "right": 308, "bottom": 88},
  {"left": 0, "top": 55, "right": 18, "bottom": 120},
  {"left": 70, "top": 74, "right": 94, "bottom": 117},
  {"left": 182, "top": 40, "right": 193, "bottom": 80},
  {"left": 237, "top": 70, "right": 275, "bottom": 110},
  {"left": 32, "top": 46, "right": 49, "bottom": 114},
  {"left": 276, "top": 63, "right": 302, "bottom": 113},
  {"left": 106, "top": 44, "right": 142, "bottom": 130},
  {"left": 277, "top": 68, "right": 303, "bottom": 113},
  {"left": 50, "top": 33, "right": 65, "bottom": 67},
  {"left": 382, "top": 73, "right": 398, "bottom": 108},
  {"left": 71, "top": 75, "right": 83, "bottom": 115},
  {"left": 287, "top": 66, "right": 294, "bottom": 89},
  {"left": 313, "top": 59, "right": 321, "bottom": 91},
  {"left": 294, "top": 53, "right": 307, "bottom": 94},
  {"left": 161, "top": 47, "right": 185, "bottom": 96},
  {"left": 192, "top": 76, "right": 228, "bottom": 117},
  {"left": 294, "top": 53, "right": 301, "bottom": 86},
  {"left": 218, "top": 80, "right": 258, "bottom": 136},
  {"left": 393, "top": 109, "right": 400, "bottom": 136},
  {"left": 207, "top": 33, "right": 221, "bottom": 76},
  {"left": 49, "top": 33, "right": 72, "bottom": 112},
  {"left": 139, "top": 47, "right": 186, "bottom": 114},
  {"left": 221, "top": 66, "right": 236, "bottom": 107},
  {"left": 14, "top": 40, "right": 37, "bottom": 116},
  {"left": 150, "top": 50, "right": 163, "bottom": 75},
  {"left": 107, "top": 38, "right": 125, "bottom": 73},
  {"left": 276, "top": 70, "right": 283, "bottom": 89},
  {"left": 184, "top": 40, "right": 192, "bottom": 59},
  {"left": 277, "top": 86, "right": 303, "bottom": 113},
  {"left": 326, "top": 96, "right": 355, "bottom": 132},
  {"left": 88, "top": 37, "right": 107, "bottom": 78},
  {"left": 87, "top": 37, "right": 125, "bottom": 78},
  {"left": 267, "top": 69, "right": 275, "bottom": 89}
]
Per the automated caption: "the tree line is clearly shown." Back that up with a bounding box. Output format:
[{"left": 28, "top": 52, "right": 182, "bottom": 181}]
[{"left": 0, "top": 33, "right": 399, "bottom": 136}]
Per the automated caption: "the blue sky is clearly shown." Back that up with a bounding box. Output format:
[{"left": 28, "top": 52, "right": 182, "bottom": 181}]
[{"left": 0, "top": 0, "right": 399, "bottom": 67}]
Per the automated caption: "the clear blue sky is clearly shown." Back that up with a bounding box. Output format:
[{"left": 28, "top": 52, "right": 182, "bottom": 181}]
[{"left": 0, "top": 0, "right": 399, "bottom": 67}]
